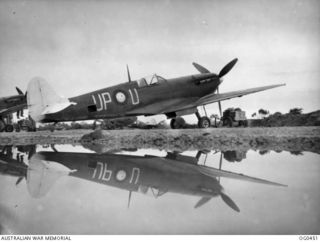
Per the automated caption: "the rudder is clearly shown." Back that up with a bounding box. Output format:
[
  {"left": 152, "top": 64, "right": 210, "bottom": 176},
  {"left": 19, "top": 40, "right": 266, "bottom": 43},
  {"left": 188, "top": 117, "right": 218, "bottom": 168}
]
[{"left": 27, "top": 77, "right": 65, "bottom": 122}]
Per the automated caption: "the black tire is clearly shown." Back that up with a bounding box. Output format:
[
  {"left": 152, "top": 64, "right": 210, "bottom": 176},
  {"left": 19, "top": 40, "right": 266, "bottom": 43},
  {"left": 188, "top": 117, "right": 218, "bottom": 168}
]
[
  {"left": 170, "top": 119, "right": 176, "bottom": 129},
  {"left": 198, "top": 117, "right": 211, "bottom": 128},
  {"left": 170, "top": 117, "right": 186, "bottom": 129},
  {"left": 15, "top": 126, "right": 21, "bottom": 132},
  {"left": 5, "top": 124, "right": 14, "bottom": 132}
]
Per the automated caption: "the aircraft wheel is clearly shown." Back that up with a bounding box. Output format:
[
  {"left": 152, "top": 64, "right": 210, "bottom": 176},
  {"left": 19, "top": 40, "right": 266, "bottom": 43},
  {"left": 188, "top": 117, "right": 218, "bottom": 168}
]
[
  {"left": 5, "top": 124, "right": 14, "bottom": 132},
  {"left": 170, "top": 117, "right": 186, "bottom": 129},
  {"left": 198, "top": 117, "right": 211, "bottom": 128},
  {"left": 170, "top": 119, "right": 176, "bottom": 129}
]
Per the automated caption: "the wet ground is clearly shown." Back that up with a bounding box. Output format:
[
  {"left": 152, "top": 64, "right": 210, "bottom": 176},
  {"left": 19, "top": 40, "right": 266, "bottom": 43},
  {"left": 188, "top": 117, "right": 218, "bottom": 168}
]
[
  {"left": 1, "top": 127, "right": 320, "bottom": 153},
  {"left": 1, "top": 142, "right": 319, "bottom": 234}
]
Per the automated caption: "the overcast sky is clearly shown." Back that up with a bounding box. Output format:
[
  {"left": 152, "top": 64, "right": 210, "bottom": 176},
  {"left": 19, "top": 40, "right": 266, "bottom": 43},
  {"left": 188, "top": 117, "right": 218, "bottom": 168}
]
[{"left": 0, "top": 0, "right": 319, "bottom": 121}]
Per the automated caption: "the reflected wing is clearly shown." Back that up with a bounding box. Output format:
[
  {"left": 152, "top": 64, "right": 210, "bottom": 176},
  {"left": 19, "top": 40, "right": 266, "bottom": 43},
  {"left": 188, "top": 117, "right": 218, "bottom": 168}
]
[
  {"left": 196, "top": 165, "right": 287, "bottom": 187},
  {"left": 195, "top": 84, "right": 285, "bottom": 106}
]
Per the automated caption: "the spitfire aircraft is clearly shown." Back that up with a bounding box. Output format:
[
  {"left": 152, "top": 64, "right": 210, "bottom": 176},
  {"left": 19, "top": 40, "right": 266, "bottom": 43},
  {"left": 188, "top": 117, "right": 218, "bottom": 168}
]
[
  {"left": 27, "top": 58, "right": 285, "bottom": 128},
  {"left": 0, "top": 145, "right": 286, "bottom": 212},
  {"left": 0, "top": 87, "right": 27, "bottom": 132}
]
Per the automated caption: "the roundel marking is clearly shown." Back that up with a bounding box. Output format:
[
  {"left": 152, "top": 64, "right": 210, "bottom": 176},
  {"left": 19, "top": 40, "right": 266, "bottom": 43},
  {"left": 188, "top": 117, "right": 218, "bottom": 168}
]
[
  {"left": 115, "top": 91, "right": 126, "bottom": 103},
  {"left": 116, "top": 170, "right": 127, "bottom": 181}
]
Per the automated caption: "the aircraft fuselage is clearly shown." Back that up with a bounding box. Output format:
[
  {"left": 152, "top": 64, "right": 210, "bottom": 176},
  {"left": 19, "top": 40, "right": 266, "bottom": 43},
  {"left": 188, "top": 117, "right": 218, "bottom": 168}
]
[
  {"left": 42, "top": 73, "right": 219, "bottom": 122},
  {"left": 37, "top": 151, "right": 223, "bottom": 198}
]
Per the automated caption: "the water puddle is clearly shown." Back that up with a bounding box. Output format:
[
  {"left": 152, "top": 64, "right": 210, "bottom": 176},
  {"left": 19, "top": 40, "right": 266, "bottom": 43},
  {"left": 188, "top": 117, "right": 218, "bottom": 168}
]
[{"left": 0, "top": 144, "right": 319, "bottom": 234}]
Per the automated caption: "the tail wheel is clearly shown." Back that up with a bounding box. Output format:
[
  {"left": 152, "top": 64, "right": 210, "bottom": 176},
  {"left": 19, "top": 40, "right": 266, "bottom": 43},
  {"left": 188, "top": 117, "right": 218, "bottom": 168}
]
[
  {"left": 5, "top": 124, "right": 14, "bottom": 132},
  {"left": 198, "top": 117, "right": 211, "bottom": 128}
]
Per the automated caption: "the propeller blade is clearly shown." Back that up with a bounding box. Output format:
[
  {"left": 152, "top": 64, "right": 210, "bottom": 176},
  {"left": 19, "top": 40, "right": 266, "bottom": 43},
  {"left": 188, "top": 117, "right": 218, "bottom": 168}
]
[
  {"left": 16, "top": 87, "right": 23, "bottom": 95},
  {"left": 126, "top": 64, "right": 132, "bottom": 83},
  {"left": 218, "top": 58, "right": 238, "bottom": 78},
  {"left": 16, "top": 176, "right": 24, "bottom": 186},
  {"left": 192, "top": 62, "right": 210, "bottom": 74},
  {"left": 218, "top": 102, "right": 222, "bottom": 118},
  {"left": 220, "top": 192, "right": 240, "bottom": 212},
  {"left": 217, "top": 86, "right": 223, "bottom": 117},
  {"left": 128, "top": 191, "right": 132, "bottom": 208},
  {"left": 194, "top": 197, "right": 212, "bottom": 208}
]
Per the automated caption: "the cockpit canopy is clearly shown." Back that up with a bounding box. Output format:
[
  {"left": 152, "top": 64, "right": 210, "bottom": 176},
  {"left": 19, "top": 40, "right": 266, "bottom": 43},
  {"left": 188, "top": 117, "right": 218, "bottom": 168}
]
[{"left": 137, "top": 74, "right": 167, "bottom": 87}]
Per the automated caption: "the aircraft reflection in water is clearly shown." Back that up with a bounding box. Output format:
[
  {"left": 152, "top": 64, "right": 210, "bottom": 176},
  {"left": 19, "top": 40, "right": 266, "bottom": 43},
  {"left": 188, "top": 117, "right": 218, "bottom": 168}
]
[{"left": 0, "top": 146, "right": 287, "bottom": 212}]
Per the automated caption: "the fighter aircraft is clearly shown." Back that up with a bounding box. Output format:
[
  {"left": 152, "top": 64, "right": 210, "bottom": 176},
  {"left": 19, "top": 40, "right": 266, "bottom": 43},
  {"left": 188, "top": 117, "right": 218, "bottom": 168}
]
[
  {"left": 26, "top": 58, "right": 285, "bottom": 128},
  {"left": 1, "top": 145, "right": 286, "bottom": 212},
  {"left": 0, "top": 87, "right": 27, "bottom": 132}
]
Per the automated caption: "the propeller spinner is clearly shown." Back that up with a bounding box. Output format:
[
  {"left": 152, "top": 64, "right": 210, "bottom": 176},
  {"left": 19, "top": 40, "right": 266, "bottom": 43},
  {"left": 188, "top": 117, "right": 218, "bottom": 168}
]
[{"left": 192, "top": 58, "right": 238, "bottom": 117}]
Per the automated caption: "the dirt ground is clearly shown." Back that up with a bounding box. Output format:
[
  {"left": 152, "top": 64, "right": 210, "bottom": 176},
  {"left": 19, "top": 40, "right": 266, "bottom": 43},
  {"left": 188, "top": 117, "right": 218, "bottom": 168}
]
[{"left": 1, "top": 127, "right": 320, "bottom": 153}]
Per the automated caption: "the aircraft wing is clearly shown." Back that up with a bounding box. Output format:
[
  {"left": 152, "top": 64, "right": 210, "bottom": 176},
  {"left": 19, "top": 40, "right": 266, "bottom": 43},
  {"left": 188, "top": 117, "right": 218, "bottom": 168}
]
[
  {"left": 0, "top": 94, "right": 27, "bottom": 116},
  {"left": 195, "top": 84, "right": 285, "bottom": 107},
  {"left": 127, "top": 84, "right": 285, "bottom": 116},
  {"left": 0, "top": 103, "right": 27, "bottom": 116},
  {"left": 195, "top": 165, "right": 287, "bottom": 187},
  {"left": 126, "top": 97, "right": 198, "bottom": 115}
]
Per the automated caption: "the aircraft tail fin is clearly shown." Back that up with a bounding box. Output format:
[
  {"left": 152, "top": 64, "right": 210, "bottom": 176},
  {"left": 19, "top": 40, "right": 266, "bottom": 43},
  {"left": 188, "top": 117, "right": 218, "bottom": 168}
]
[{"left": 27, "top": 77, "right": 75, "bottom": 122}]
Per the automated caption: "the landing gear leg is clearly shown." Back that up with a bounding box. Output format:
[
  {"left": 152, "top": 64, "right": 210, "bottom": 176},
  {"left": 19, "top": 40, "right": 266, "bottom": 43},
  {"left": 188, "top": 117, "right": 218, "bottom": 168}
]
[
  {"left": 0, "top": 119, "right": 5, "bottom": 132},
  {"left": 195, "top": 111, "right": 211, "bottom": 128}
]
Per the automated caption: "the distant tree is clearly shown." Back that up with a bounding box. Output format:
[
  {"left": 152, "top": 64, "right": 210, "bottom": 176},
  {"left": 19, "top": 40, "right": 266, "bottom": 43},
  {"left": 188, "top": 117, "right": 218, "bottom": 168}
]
[
  {"left": 258, "top": 109, "right": 269, "bottom": 119},
  {"left": 259, "top": 150, "right": 270, "bottom": 155},
  {"left": 290, "top": 151, "right": 303, "bottom": 156},
  {"left": 258, "top": 109, "right": 269, "bottom": 115},
  {"left": 210, "top": 114, "right": 219, "bottom": 119},
  {"left": 273, "top": 112, "right": 282, "bottom": 116},
  {"left": 70, "top": 122, "right": 81, "bottom": 129},
  {"left": 289, "top": 108, "right": 303, "bottom": 115}
]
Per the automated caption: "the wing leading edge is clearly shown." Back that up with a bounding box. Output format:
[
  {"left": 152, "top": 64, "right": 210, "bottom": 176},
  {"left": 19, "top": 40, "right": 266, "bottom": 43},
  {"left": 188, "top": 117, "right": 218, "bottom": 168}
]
[{"left": 196, "top": 84, "right": 286, "bottom": 106}]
